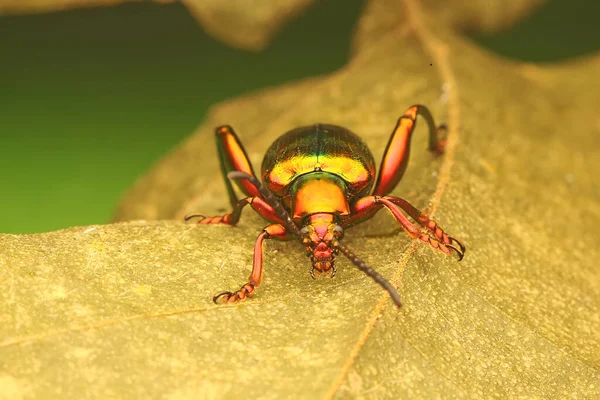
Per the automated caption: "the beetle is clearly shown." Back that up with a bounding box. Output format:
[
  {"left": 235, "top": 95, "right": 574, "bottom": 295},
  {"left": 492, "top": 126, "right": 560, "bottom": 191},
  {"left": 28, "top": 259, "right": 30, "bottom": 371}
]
[{"left": 186, "top": 105, "right": 465, "bottom": 307}]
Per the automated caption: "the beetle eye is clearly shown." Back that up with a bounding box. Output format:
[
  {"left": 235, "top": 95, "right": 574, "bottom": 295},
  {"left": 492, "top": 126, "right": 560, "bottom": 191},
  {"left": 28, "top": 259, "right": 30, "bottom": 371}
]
[{"left": 300, "top": 227, "right": 309, "bottom": 235}]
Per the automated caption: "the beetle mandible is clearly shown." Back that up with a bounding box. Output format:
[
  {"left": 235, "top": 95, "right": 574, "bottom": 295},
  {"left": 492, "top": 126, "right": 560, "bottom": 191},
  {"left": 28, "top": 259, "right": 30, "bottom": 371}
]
[{"left": 186, "top": 105, "right": 465, "bottom": 307}]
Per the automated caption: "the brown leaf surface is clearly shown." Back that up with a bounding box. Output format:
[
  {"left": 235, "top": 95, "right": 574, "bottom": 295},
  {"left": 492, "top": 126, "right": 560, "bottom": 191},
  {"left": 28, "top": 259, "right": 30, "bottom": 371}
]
[{"left": 2, "top": 0, "right": 600, "bottom": 398}]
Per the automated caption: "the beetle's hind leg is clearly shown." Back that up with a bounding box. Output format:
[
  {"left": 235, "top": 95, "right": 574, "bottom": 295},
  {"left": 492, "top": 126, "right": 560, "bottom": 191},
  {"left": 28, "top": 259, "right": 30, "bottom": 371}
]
[
  {"left": 372, "top": 105, "right": 447, "bottom": 197},
  {"left": 185, "top": 125, "right": 270, "bottom": 225},
  {"left": 214, "top": 125, "right": 263, "bottom": 207}
]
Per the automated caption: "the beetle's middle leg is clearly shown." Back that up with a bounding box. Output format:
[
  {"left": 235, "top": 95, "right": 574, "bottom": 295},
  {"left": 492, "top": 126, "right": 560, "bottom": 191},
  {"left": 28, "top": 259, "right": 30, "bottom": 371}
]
[
  {"left": 213, "top": 223, "right": 290, "bottom": 304},
  {"left": 344, "top": 196, "right": 465, "bottom": 261},
  {"left": 185, "top": 196, "right": 285, "bottom": 226}
]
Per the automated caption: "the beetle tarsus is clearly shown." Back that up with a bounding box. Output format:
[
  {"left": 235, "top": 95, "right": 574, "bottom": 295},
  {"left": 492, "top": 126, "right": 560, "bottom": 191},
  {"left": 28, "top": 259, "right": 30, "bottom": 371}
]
[
  {"left": 200, "top": 216, "right": 227, "bottom": 224},
  {"left": 213, "top": 283, "right": 255, "bottom": 304},
  {"left": 185, "top": 213, "right": 230, "bottom": 225},
  {"left": 392, "top": 203, "right": 465, "bottom": 261},
  {"left": 418, "top": 231, "right": 465, "bottom": 261},
  {"left": 421, "top": 218, "right": 465, "bottom": 261}
]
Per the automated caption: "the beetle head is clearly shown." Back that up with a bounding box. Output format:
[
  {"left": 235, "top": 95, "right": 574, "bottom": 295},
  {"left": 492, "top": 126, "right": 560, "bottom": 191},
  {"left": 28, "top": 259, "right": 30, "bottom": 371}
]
[{"left": 300, "top": 213, "right": 344, "bottom": 278}]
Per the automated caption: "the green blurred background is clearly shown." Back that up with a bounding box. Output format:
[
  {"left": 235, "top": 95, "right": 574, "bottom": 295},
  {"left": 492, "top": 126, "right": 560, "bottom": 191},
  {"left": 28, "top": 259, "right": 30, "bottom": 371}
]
[{"left": 1, "top": 0, "right": 598, "bottom": 234}]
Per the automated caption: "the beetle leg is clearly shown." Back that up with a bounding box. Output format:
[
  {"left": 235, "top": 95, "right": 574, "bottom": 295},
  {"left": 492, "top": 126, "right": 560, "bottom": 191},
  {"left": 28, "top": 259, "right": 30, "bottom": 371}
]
[
  {"left": 185, "top": 127, "right": 282, "bottom": 226},
  {"left": 381, "top": 196, "right": 466, "bottom": 261},
  {"left": 215, "top": 125, "right": 262, "bottom": 208},
  {"left": 345, "top": 196, "right": 465, "bottom": 261},
  {"left": 372, "top": 105, "right": 447, "bottom": 196},
  {"left": 213, "top": 223, "right": 290, "bottom": 304},
  {"left": 185, "top": 196, "right": 285, "bottom": 226}
]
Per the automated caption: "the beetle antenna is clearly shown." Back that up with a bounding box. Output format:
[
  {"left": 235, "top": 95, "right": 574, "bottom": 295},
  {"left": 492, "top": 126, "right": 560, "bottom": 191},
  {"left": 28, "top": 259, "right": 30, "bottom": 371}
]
[
  {"left": 335, "top": 240, "right": 402, "bottom": 308},
  {"left": 227, "top": 171, "right": 302, "bottom": 239}
]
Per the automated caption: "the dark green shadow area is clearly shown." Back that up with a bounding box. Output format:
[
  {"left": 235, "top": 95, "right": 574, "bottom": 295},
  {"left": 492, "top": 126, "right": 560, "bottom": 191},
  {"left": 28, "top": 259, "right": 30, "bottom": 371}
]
[
  {"left": 470, "top": 0, "right": 600, "bottom": 62},
  {"left": 0, "top": 0, "right": 598, "bottom": 234},
  {"left": 0, "top": 0, "right": 364, "bottom": 233}
]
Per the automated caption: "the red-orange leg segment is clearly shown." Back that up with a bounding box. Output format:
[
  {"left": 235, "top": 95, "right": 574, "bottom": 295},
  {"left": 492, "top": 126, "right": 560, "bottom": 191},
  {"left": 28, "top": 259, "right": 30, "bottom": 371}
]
[
  {"left": 344, "top": 195, "right": 465, "bottom": 261},
  {"left": 214, "top": 223, "right": 290, "bottom": 304},
  {"left": 372, "top": 105, "right": 447, "bottom": 196},
  {"left": 185, "top": 196, "right": 285, "bottom": 226},
  {"left": 381, "top": 197, "right": 465, "bottom": 258},
  {"left": 215, "top": 125, "right": 262, "bottom": 208}
]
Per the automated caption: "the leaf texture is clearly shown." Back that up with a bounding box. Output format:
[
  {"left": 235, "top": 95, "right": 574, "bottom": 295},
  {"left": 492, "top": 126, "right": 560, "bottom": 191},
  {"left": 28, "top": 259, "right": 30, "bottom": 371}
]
[{"left": 2, "top": 0, "right": 600, "bottom": 398}]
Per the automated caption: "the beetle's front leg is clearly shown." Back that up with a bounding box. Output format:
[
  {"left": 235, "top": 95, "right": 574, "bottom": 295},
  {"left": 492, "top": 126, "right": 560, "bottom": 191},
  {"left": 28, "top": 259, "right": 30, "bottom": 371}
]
[
  {"left": 345, "top": 196, "right": 465, "bottom": 261},
  {"left": 213, "top": 223, "right": 290, "bottom": 304},
  {"left": 381, "top": 197, "right": 465, "bottom": 258},
  {"left": 185, "top": 197, "right": 285, "bottom": 226}
]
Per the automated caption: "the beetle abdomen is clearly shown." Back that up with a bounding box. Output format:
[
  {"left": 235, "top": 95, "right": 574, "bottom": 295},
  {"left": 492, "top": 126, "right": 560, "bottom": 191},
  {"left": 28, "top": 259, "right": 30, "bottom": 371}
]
[{"left": 261, "top": 124, "right": 376, "bottom": 197}]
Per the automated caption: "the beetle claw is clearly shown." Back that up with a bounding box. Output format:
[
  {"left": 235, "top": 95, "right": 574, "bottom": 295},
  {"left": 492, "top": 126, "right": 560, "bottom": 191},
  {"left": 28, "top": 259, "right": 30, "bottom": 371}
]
[
  {"left": 440, "top": 235, "right": 465, "bottom": 261},
  {"left": 419, "top": 230, "right": 466, "bottom": 262},
  {"left": 184, "top": 213, "right": 206, "bottom": 223},
  {"left": 446, "top": 243, "right": 464, "bottom": 262},
  {"left": 448, "top": 236, "right": 466, "bottom": 260},
  {"left": 213, "top": 291, "right": 234, "bottom": 303}
]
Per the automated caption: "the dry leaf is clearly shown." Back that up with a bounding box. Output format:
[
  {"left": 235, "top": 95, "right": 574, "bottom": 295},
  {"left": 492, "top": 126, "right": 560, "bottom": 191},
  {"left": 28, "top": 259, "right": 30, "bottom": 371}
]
[{"left": 2, "top": 0, "right": 600, "bottom": 399}]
